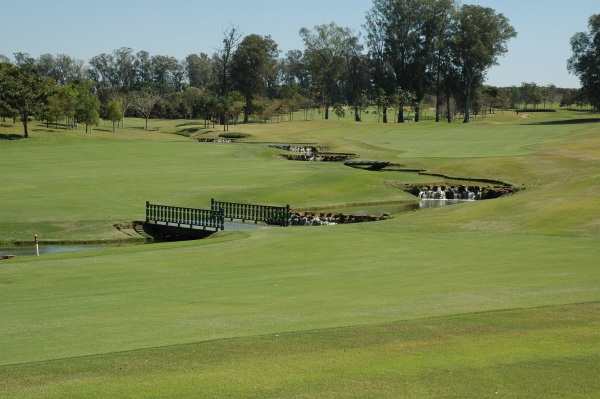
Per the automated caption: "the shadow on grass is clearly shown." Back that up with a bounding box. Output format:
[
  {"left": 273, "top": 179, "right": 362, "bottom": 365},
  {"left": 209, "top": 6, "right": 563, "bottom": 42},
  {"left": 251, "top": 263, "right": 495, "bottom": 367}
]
[
  {"left": 0, "top": 133, "right": 24, "bottom": 140},
  {"left": 527, "top": 117, "right": 600, "bottom": 126}
]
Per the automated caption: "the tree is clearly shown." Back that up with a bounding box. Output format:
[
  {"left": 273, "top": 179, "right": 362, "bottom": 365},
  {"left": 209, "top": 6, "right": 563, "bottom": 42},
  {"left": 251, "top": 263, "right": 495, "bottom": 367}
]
[
  {"left": 541, "top": 84, "right": 557, "bottom": 108},
  {"left": 132, "top": 89, "right": 162, "bottom": 130},
  {"left": 299, "top": 22, "right": 348, "bottom": 120},
  {"left": 134, "top": 50, "right": 153, "bottom": 85},
  {"left": 186, "top": 53, "right": 213, "bottom": 89},
  {"left": 105, "top": 99, "right": 123, "bottom": 133},
  {"left": 46, "top": 91, "right": 65, "bottom": 128},
  {"left": 450, "top": 4, "right": 516, "bottom": 122},
  {"left": 151, "top": 54, "right": 185, "bottom": 90},
  {"left": 112, "top": 47, "right": 136, "bottom": 89},
  {"left": 231, "top": 34, "right": 279, "bottom": 123},
  {"left": 0, "top": 64, "right": 54, "bottom": 137},
  {"left": 60, "top": 84, "right": 79, "bottom": 129},
  {"left": 340, "top": 28, "right": 369, "bottom": 121},
  {"left": 364, "top": 2, "right": 395, "bottom": 123},
  {"left": 365, "top": 0, "right": 456, "bottom": 123},
  {"left": 213, "top": 25, "right": 242, "bottom": 125},
  {"left": 392, "top": 87, "right": 416, "bottom": 122},
  {"left": 88, "top": 52, "right": 118, "bottom": 87},
  {"left": 74, "top": 81, "right": 100, "bottom": 133},
  {"left": 13, "top": 52, "right": 35, "bottom": 66},
  {"left": 520, "top": 82, "right": 542, "bottom": 109},
  {"left": 281, "top": 50, "right": 310, "bottom": 89},
  {"left": 568, "top": 14, "right": 600, "bottom": 110},
  {"left": 214, "top": 25, "right": 242, "bottom": 97}
]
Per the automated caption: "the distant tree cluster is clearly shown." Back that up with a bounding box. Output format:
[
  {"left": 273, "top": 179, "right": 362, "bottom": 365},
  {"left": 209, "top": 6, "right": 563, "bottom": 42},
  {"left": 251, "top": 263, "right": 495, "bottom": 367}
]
[{"left": 2, "top": 1, "right": 590, "bottom": 138}]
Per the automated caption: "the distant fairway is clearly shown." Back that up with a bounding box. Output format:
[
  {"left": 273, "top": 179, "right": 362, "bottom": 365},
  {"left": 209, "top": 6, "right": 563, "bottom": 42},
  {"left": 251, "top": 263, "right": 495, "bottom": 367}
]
[{"left": 0, "top": 110, "right": 599, "bottom": 397}]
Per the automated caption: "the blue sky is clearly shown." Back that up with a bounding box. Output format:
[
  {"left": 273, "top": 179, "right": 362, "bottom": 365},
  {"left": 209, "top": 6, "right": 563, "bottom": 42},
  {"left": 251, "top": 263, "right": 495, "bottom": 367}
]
[{"left": 1, "top": 0, "right": 597, "bottom": 88}]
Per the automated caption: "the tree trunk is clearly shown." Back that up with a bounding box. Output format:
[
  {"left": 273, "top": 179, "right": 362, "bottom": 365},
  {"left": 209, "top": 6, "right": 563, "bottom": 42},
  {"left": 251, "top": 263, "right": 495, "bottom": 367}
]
[
  {"left": 414, "top": 104, "right": 420, "bottom": 122},
  {"left": 463, "top": 78, "right": 473, "bottom": 123},
  {"left": 383, "top": 107, "right": 388, "bottom": 123},
  {"left": 23, "top": 121, "right": 28, "bottom": 138},
  {"left": 354, "top": 104, "right": 360, "bottom": 121},
  {"left": 398, "top": 108, "right": 405, "bottom": 123},
  {"left": 435, "top": 62, "right": 441, "bottom": 123}
]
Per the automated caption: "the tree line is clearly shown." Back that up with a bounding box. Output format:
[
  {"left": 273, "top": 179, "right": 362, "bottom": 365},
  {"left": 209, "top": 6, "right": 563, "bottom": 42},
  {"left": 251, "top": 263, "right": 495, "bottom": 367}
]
[{"left": 1, "top": 1, "right": 596, "bottom": 138}]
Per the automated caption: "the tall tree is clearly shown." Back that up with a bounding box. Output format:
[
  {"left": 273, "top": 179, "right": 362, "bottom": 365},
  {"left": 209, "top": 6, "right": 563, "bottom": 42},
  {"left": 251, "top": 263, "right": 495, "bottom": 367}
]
[
  {"left": 112, "top": 47, "right": 136, "bottom": 89},
  {"left": 213, "top": 25, "right": 242, "bottom": 125},
  {"left": 0, "top": 64, "right": 54, "bottom": 137},
  {"left": 88, "top": 53, "right": 118, "bottom": 87},
  {"left": 376, "top": 0, "right": 425, "bottom": 122},
  {"left": 299, "top": 22, "right": 348, "bottom": 120},
  {"left": 151, "top": 55, "right": 185, "bottom": 90},
  {"left": 364, "top": 3, "right": 396, "bottom": 123},
  {"left": 340, "top": 29, "right": 369, "bottom": 121},
  {"left": 281, "top": 50, "right": 310, "bottom": 89},
  {"left": 231, "top": 34, "right": 279, "bottom": 123},
  {"left": 134, "top": 50, "right": 153, "bottom": 85},
  {"left": 568, "top": 14, "right": 600, "bottom": 110},
  {"left": 450, "top": 4, "right": 516, "bottom": 123},
  {"left": 185, "top": 53, "right": 213, "bottom": 88},
  {"left": 13, "top": 52, "right": 35, "bottom": 66},
  {"left": 214, "top": 25, "right": 242, "bottom": 96}
]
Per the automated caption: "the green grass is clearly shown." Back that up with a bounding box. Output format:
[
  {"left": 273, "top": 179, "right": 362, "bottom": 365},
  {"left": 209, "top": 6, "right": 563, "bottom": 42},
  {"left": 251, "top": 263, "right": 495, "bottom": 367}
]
[
  {"left": 1, "top": 302, "right": 598, "bottom": 398},
  {"left": 1, "top": 109, "right": 599, "bottom": 397}
]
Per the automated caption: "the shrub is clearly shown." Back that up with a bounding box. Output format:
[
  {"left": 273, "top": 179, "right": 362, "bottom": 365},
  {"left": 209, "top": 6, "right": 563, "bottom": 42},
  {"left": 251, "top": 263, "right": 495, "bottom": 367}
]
[
  {"left": 515, "top": 109, "right": 557, "bottom": 113},
  {"left": 218, "top": 132, "right": 251, "bottom": 139}
]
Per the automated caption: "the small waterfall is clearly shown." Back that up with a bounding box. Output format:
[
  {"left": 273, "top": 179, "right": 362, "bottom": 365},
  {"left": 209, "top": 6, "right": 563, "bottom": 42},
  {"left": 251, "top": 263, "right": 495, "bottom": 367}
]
[{"left": 418, "top": 185, "right": 482, "bottom": 201}]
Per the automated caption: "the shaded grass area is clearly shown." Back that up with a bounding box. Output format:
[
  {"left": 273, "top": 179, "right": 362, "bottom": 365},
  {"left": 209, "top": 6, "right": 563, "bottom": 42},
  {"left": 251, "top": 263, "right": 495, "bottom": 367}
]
[{"left": 1, "top": 302, "right": 598, "bottom": 398}]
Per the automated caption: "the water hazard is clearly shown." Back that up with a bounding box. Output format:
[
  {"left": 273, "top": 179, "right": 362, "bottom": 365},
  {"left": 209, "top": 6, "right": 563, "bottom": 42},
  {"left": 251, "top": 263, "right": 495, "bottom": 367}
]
[{"left": 0, "top": 245, "right": 100, "bottom": 257}]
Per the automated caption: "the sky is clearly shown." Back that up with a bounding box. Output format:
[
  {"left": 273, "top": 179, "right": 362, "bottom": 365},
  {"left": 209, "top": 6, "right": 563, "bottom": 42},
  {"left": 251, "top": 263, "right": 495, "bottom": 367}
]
[{"left": 1, "top": 0, "right": 597, "bottom": 88}]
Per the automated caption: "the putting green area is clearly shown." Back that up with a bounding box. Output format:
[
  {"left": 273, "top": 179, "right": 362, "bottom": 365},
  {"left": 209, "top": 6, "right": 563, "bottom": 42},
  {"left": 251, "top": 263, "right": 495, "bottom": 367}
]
[{"left": 0, "top": 110, "right": 598, "bottom": 397}]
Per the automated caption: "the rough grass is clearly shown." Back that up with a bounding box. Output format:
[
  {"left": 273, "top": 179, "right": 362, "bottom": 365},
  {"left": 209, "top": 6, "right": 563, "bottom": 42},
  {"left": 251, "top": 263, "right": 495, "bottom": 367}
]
[{"left": 1, "top": 109, "right": 599, "bottom": 396}]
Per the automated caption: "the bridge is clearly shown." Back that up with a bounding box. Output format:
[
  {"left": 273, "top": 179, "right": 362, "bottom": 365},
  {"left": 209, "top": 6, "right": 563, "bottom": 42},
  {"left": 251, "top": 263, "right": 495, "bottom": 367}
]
[{"left": 145, "top": 200, "right": 291, "bottom": 239}]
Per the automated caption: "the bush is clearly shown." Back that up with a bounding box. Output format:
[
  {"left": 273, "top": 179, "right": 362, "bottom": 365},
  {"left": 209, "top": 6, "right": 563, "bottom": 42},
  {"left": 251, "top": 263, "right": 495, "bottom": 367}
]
[
  {"left": 515, "top": 109, "right": 557, "bottom": 113},
  {"left": 218, "top": 132, "right": 251, "bottom": 139}
]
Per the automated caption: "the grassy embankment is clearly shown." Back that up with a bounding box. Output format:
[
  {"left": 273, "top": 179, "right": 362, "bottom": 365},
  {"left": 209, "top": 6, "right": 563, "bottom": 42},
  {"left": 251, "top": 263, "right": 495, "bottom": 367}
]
[{"left": 0, "top": 109, "right": 598, "bottom": 397}]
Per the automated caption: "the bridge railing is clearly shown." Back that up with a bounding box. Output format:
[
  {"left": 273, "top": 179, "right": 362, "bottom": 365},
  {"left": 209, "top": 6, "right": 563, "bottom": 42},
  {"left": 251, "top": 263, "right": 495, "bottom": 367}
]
[
  {"left": 146, "top": 201, "right": 224, "bottom": 230},
  {"left": 211, "top": 198, "right": 290, "bottom": 226}
]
